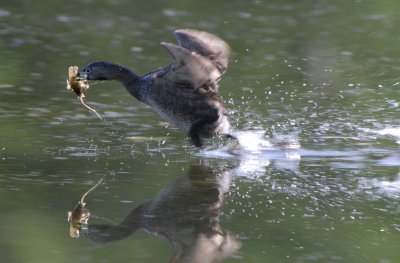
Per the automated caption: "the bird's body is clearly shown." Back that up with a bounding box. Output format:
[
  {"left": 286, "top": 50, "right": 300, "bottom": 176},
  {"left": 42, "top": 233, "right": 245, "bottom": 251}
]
[
  {"left": 78, "top": 29, "right": 234, "bottom": 146},
  {"left": 141, "top": 66, "right": 231, "bottom": 137}
]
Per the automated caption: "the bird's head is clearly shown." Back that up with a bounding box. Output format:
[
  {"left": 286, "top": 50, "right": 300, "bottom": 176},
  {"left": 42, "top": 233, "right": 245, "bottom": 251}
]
[{"left": 77, "top": 61, "right": 118, "bottom": 81}]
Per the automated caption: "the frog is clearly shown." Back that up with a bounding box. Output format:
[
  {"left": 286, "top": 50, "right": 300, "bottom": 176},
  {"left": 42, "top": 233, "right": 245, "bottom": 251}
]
[
  {"left": 66, "top": 66, "right": 102, "bottom": 119},
  {"left": 66, "top": 65, "right": 89, "bottom": 98}
]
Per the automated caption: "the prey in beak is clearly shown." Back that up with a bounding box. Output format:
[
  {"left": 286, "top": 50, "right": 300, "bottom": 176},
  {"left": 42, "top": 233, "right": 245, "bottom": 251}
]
[
  {"left": 66, "top": 66, "right": 89, "bottom": 98},
  {"left": 66, "top": 65, "right": 103, "bottom": 119}
]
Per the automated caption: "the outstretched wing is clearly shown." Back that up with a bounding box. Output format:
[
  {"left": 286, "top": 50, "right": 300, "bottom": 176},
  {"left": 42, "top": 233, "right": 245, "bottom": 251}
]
[
  {"left": 160, "top": 29, "right": 231, "bottom": 93},
  {"left": 173, "top": 29, "right": 231, "bottom": 74}
]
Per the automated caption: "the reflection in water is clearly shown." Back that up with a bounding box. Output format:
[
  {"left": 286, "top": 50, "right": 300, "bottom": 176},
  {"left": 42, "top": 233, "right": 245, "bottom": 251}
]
[
  {"left": 68, "top": 178, "right": 103, "bottom": 238},
  {"left": 78, "top": 160, "right": 241, "bottom": 263}
]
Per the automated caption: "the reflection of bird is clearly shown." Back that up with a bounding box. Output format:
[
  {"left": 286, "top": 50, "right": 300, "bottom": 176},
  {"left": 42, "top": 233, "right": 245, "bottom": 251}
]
[
  {"left": 78, "top": 29, "right": 236, "bottom": 147},
  {"left": 80, "top": 160, "right": 241, "bottom": 263}
]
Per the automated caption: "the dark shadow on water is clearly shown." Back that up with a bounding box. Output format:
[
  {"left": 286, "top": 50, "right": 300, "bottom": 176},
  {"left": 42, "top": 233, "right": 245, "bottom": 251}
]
[{"left": 73, "top": 159, "right": 241, "bottom": 263}]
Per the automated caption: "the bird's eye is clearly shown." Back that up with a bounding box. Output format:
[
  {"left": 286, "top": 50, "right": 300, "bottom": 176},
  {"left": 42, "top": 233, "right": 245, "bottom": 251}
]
[{"left": 85, "top": 68, "right": 91, "bottom": 73}]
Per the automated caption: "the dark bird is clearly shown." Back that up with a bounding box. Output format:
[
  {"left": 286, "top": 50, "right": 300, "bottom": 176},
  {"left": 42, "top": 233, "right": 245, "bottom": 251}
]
[{"left": 78, "top": 29, "right": 236, "bottom": 147}]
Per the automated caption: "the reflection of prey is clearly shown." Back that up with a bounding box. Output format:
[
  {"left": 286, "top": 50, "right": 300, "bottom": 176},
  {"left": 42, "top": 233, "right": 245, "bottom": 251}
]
[{"left": 82, "top": 161, "right": 241, "bottom": 263}]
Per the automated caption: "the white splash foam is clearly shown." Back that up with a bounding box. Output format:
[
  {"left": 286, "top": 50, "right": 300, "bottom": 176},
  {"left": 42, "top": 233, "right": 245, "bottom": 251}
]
[
  {"left": 376, "top": 127, "right": 400, "bottom": 144},
  {"left": 234, "top": 130, "right": 273, "bottom": 152},
  {"left": 376, "top": 127, "right": 400, "bottom": 136},
  {"left": 361, "top": 127, "right": 400, "bottom": 144},
  {"left": 195, "top": 130, "right": 273, "bottom": 159},
  {"left": 196, "top": 130, "right": 303, "bottom": 177},
  {"left": 358, "top": 172, "right": 400, "bottom": 199}
]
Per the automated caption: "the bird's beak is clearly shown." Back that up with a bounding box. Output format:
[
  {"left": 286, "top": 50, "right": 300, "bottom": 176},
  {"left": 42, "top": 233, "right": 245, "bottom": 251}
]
[{"left": 77, "top": 71, "right": 87, "bottom": 81}]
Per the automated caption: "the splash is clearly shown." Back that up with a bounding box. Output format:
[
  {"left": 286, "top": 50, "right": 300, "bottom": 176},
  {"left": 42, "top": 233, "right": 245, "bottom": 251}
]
[
  {"left": 235, "top": 130, "right": 273, "bottom": 153},
  {"left": 195, "top": 130, "right": 302, "bottom": 176},
  {"left": 376, "top": 127, "right": 400, "bottom": 144},
  {"left": 362, "top": 126, "right": 400, "bottom": 144},
  {"left": 358, "top": 172, "right": 400, "bottom": 199},
  {"left": 196, "top": 130, "right": 273, "bottom": 158},
  {"left": 198, "top": 130, "right": 301, "bottom": 156}
]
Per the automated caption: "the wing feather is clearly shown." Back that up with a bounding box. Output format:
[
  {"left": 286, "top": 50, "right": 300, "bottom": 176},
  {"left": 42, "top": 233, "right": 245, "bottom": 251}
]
[
  {"left": 158, "top": 29, "right": 231, "bottom": 93},
  {"left": 160, "top": 42, "right": 221, "bottom": 91},
  {"left": 173, "top": 29, "right": 231, "bottom": 73}
]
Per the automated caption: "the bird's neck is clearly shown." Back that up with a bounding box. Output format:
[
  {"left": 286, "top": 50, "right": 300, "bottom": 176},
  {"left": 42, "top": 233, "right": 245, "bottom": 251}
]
[{"left": 107, "top": 63, "right": 143, "bottom": 101}]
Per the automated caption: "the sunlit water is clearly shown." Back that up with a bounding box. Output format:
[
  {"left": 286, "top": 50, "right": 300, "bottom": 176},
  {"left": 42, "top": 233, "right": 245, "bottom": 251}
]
[{"left": 1, "top": 1, "right": 400, "bottom": 263}]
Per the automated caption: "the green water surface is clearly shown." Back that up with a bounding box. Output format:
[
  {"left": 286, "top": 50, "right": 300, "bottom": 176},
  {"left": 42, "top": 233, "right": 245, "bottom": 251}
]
[{"left": 1, "top": 1, "right": 399, "bottom": 262}]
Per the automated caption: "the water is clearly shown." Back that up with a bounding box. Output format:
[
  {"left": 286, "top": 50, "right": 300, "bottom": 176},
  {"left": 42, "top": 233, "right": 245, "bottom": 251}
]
[{"left": 1, "top": 0, "right": 400, "bottom": 262}]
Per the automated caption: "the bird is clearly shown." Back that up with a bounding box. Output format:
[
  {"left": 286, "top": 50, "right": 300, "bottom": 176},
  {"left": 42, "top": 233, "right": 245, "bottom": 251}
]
[{"left": 77, "top": 29, "right": 236, "bottom": 147}]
